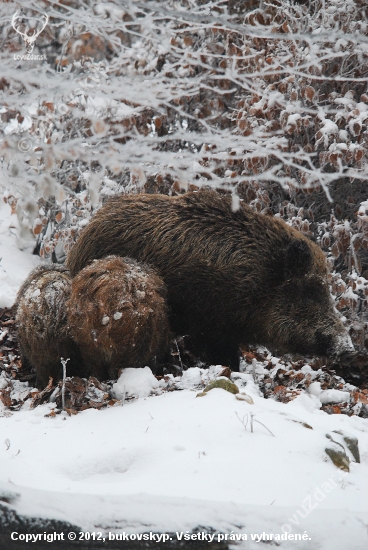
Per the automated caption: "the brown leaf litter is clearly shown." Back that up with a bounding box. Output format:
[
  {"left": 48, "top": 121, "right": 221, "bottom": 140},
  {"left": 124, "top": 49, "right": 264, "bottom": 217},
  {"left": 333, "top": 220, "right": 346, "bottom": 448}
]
[{"left": 1, "top": 307, "right": 368, "bottom": 417}]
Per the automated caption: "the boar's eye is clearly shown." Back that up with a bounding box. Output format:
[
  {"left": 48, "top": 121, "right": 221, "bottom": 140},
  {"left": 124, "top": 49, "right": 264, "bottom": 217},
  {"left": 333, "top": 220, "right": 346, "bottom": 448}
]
[
  {"left": 282, "top": 277, "right": 328, "bottom": 307},
  {"left": 285, "top": 240, "right": 313, "bottom": 278},
  {"left": 302, "top": 279, "right": 329, "bottom": 304}
]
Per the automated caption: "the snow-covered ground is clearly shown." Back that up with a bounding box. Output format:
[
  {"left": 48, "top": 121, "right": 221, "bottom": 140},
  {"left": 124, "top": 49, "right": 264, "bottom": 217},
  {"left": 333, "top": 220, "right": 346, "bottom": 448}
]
[
  {"left": 0, "top": 200, "right": 40, "bottom": 308},
  {"left": 0, "top": 202, "right": 367, "bottom": 549}
]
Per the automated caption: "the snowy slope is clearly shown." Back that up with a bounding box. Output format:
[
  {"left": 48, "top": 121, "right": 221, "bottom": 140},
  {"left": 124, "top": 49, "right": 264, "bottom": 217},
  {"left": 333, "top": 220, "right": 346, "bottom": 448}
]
[
  {"left": 0, "top": 201, "right": 40, "bottom": 308},
  {"left": 1, "top": 387, "right": 368, "bottom": 548},
  {"left": 0, "top": 201, "right": 367, "bottom": 549}
]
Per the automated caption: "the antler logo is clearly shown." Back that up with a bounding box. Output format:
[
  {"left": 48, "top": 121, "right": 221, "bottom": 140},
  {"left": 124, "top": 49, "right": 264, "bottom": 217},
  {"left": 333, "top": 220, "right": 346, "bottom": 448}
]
[{"left": 12, "top": 11, "right": 49, "bottom": 54}]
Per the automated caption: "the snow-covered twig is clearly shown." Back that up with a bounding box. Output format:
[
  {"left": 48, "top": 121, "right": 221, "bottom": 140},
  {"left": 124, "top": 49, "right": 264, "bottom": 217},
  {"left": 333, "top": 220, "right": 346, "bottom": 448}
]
[
  {"left": 60, "top": 357, "right": 69, "bottom": 411},
  {"left": 235, "top": 411, "right": 249, "bottom": 431},
  {"left": 235, "top": 411, "right": 275, "bottom": 437},
  {"left": 253, "top": 418, "right": 275, "bottom": 438},
  {"left": 174, "top": 339, "right": 183, "bottom": 371}
]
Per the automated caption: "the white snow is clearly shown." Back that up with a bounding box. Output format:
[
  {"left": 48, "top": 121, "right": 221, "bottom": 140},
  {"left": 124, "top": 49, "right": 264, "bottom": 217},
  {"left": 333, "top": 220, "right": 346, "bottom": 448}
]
[
  {"left": 319, "top": 389, "right": 351, "bottom": 405},
  {"left": 0, "top": 210, "right": 367, "bottom": 548},
  {"left": 85, "top": 95, "right": 135, "bottom": 118},
  {"left": 0, "top": 384, "right": 367, "bottom": 547},
  {"left": 287, "top": 113, "right": 301, "bottom": 126},
  {"left": 0, "top": 200, "right": 40, "bottom": 307},
  {"left": 112, "top": 366, "right": 160, "bottom": 398},
  {"left": 308, "top": 382, "right": 351, "bottom": 405},
  {"left": 3, "top": 114, "right": 32, "bottom": 135}
]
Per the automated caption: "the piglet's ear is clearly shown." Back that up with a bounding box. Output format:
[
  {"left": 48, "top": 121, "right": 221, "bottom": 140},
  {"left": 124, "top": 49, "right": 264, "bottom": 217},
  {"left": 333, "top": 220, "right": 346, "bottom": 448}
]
[{"left": 285, "top": 240, "right": 313, "bottom": 278}]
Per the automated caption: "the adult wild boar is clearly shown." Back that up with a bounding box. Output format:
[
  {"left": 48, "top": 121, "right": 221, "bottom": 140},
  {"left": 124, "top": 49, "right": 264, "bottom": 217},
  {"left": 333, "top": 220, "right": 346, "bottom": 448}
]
[{"left": 67, "top": 190, "right": 354, "bottom": 370}]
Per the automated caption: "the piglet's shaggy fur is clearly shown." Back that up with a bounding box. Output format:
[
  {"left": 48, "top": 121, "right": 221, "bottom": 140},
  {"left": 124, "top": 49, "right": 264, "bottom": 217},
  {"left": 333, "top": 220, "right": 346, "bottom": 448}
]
[
  {"left": 67, "top": 256, "right": 170, "bottom": 380},
  {"left": 16, "top": 265, "right": 82, "bottom": 388}
]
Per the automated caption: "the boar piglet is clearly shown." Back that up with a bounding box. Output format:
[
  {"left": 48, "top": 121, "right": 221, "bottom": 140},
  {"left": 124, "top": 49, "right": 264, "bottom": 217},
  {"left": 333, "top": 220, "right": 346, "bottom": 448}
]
[
  {"left": 16, "top": 265, "right": 83, "bottom": 388},
  {"left": 67, "top": 256, "right": 170, "bottom": 380}
]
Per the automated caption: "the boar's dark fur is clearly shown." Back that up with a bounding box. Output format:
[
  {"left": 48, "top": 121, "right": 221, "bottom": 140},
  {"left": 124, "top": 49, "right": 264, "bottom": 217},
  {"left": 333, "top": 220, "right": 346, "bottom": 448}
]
[
  {"left": 67, "top": 256, "right": 170, "bottom": 380},
  {"left": 67, "top": 190, "right": 354, "bottom": 370},
  {"left": 16, "top": 265, "right": 83, "bottom": 388}
]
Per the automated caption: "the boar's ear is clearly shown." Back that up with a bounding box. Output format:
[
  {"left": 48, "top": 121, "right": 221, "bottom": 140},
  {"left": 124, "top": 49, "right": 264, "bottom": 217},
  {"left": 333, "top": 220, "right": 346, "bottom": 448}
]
[{"left": 285, "top": 240, "right": 313, "bottom": 278}]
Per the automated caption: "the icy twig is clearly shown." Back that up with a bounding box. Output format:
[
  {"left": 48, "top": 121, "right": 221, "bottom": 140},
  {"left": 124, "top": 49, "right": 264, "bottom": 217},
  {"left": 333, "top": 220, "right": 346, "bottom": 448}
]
[
  {"left": 235, "top": 411, "right": 275, "bottom": 437},
  {"left": 235, "top": 411, "right": 249, "bottom": 430},
  {"left": 60, "top": 357, "right": 70, "bottom": 411},
  {"left": 253, "top": 418, "right": 275, "bottom": 438},
  {"left": 174, "top": 339, "right": 184, "bottom": 371}
]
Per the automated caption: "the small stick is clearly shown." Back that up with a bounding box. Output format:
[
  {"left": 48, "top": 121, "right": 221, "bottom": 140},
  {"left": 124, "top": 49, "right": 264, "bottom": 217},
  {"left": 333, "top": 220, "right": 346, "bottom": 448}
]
[
  {"left": 235, "top": 411, "right": 249, "bottom": 430},
  {"left": 60, "top": 357, "right": 70, "bottom": 411},
  {"left": 235, "top": 412, "right": 275, "bottom": 437},
  {"left": 174, "top": 339, "right": 184, "bottom": 371},
  {"left": 252, "top": 359, "right": 257, "bottom": 384},
  {"left": 253, "top": 419, "right": 275, "bottom": 438}
]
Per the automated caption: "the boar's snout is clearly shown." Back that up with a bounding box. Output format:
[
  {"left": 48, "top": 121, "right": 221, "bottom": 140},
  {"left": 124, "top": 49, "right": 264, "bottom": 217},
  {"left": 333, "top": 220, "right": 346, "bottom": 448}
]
[{"left": 328, "top": 330, "right": 355, "bottom": 359}]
